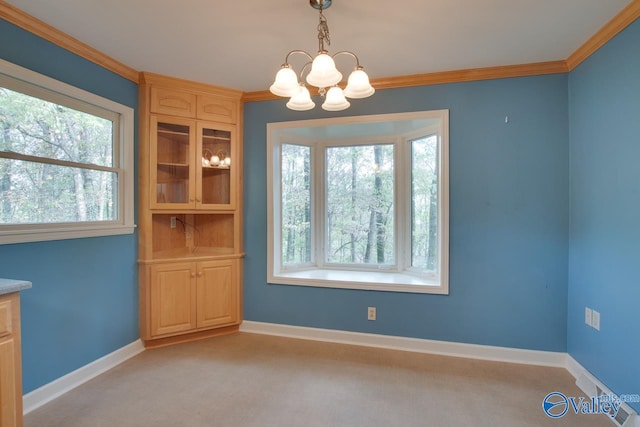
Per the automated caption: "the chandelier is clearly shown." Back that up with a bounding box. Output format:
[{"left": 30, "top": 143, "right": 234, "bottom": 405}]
[{"left": 269, "top": 0, "right": 375, "bottom": 111}]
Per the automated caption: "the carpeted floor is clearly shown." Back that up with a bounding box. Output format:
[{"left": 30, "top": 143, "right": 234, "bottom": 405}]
[{"left": 25, "top": 333, "right": 610, "bottom": 426}]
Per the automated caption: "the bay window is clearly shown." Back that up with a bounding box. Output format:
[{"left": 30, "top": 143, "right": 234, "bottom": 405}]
[{"left": 268, "top": 110, "right": 448, "bottom": 294}]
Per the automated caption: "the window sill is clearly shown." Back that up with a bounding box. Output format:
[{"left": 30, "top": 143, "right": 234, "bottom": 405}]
[
  {"left": 269, "top": 269, "right": 448, "bottom": 294},
  {"left": 0, "top": 224, "right": 136, "bottom": 245}
]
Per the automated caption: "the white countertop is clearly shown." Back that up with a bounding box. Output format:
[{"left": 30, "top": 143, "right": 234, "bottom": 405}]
[{"left": 0, "top": 278, "right": 32, "bottom": 295}]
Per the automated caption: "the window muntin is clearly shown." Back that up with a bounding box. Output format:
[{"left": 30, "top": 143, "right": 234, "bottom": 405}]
[
  {"left": 267, "top": 111, "right": 449, "bottom": 294},
  {"left": 0, "top": 58, "right": 134, "bottom": 244}
]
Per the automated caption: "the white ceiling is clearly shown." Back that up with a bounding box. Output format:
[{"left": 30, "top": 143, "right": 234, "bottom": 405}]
[{"left": 5, "top": 0, "right": 634, "bottom": 92}]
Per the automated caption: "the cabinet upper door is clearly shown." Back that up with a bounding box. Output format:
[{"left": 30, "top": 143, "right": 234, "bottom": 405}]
[
  {"left": 197, "top": 95, "right": 237, "bottom": 124},
  {"left": 150, "top": 87, "right": 197, "bottom": 118},
  {"left": 150, "top": 116, "right": 197, "bottom": 209},
  {"left": 196, "top": 122, "right": 237, "bottom": 209}
]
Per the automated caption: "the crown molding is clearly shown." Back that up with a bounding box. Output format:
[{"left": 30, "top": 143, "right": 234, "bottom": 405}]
[
  {"left": 370, "top": 61, "right": 568, "bottom": 89},
  {"left": 0, "top": 0, "right": 138, "bottom": 83},
  {"left": 139, "top": 72, "right": 243, "bottom": 98},
  {"left": 567, "top": 0, "right": 640, "bottom": 70},
  {"left": 242, "top": 61, "right": 568, "bottom": 102}
]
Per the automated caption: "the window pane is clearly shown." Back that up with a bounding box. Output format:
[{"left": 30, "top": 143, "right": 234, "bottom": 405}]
[
  {"left": 281, "top": 144, "right": 311, "bottom": 265},
  {"left": 0, "top": 158, "right": 117, "bottom": 224},
  {"left": 411, "top": 135, "right": 438, "bottom": 271},
  {"left": 326, "top": 145, "right": 394, "bottom": 265},
  {"left": 0, "top": 87, "right": 113, "bottom": 167}
]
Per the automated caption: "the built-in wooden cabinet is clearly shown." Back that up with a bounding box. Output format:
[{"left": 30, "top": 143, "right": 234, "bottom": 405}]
[
  {"left": 0, "top": 291, "right": 25, "bottom": 427},
  {"left": 139, "top": 73, "right": 243, "bottom": 348}
]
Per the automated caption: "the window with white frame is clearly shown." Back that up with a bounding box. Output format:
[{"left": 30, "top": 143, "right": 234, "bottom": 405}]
[
  {"left": 0, "top": 59, "right": 134, "bottom": 244},
  {"left": 267, "top": 110, "right": 449, "bottom": 294}
]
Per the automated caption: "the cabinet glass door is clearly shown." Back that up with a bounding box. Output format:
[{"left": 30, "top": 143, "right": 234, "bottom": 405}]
[
  {"left": 198, "top": 123, "right": 235, "bottom": 208},
  {"left": 151, "top": 117, "right": 195, "bottom": 208}
]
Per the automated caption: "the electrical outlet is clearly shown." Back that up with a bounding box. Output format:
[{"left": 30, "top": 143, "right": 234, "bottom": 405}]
[
  {"left": 585, "top": 307, "right": 593, "bottom": 326},
  {"left": 170, "top": 216, "right": 177, "bottom": 229},
  {"left": 367, "top": 306, "right": 376, "bottom": 321},
  {"left": 592, "top": 310, "right": 600, "bottom": 331}
]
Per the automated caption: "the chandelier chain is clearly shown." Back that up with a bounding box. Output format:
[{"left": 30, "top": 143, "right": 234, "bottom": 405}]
[{"left": 317, "top": 8, "right": 331, "bottom": 52}]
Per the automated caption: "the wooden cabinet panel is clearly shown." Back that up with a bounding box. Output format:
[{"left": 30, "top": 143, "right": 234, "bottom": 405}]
[
  {"left": 0, "top": 339, "right": 17, "bottom": 427},
  {"left": 197, "top": 95, "right": 237, "bottom": 123},
  {"left": 0, "top": 292, "right": 22, "bottom": 427},
  {"left": 150, "top": 263, "right": 197, "bottom": 337},
  {"left": 150, "top": 87, "right": 196, "bottom": 118},
  {"left": 196, "top": 260, "right": 238, "bottom": 329},
  {"left": 0, "top": 301, "right": 11, "bottom": 338}
]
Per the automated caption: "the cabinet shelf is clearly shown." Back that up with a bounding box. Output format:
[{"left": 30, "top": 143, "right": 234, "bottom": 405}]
[
  {"left": 158, "top": 162, "right": 189, "bottom": 168},
  {"left": 158, "top": 129, "right": 190, "bottom": 137},
  {"left": 203, "top": 135, "right": 231, "bottom": 141}
]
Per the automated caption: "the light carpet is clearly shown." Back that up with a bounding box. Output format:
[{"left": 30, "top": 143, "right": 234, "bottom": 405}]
[{"left": 25, "top": 333, "right": 610, "bottom": 427}]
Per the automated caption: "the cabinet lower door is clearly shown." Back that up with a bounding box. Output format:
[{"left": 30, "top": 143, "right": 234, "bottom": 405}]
[
  {"left": 150, "top": 263, "right": 197, "bottom": 337},
  {"left": 0, "top": 338, "right": 17, "bottom": 427},
  {"left": 196, "top": 260, "right": 238, "bottom": 329}
]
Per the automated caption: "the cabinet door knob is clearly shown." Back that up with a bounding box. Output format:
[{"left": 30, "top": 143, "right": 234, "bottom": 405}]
[
  {"left": 197, "top": 272, "right": 203, "bottom": 277},
  {"left": 191, "top": 273, "right": 196, "bottom": 278}
]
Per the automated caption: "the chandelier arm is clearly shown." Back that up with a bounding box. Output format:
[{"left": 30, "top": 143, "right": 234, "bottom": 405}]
[
  {"left": 284, "top": 50, "right": 314, "bottom": 65},
  {"left": 331, "top": 50, "right": 362, "bottom": 69},
  {"left": 299, "top": 61, "right": 314, "bottom": 82}
]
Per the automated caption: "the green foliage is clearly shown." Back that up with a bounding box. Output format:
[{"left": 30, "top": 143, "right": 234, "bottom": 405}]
[
  {"left": 281, "top": 144, "right": 311, "bottom": 265},
  {"left": 326, "top": 144, "right": 394, "bottom": 264},
  {"left": 0, "top": 87, "right": 115, "bottom": 224},
  {"left": 411, "top": 135, "right": 438, "bottom": 270}
]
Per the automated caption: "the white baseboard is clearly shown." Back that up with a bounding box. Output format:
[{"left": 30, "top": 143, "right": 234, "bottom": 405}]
[
  {"left": 565, "top": 354, "right": 589, "bottom": 380},
  {"left": 240, "top": 320, "right": 567, "bottom": 367},
  {"left": 23, "top": 339, "right": 145, "bottom": 415},
  {"left": 566, "top": 355, "right": 639, "bottom": 427}
]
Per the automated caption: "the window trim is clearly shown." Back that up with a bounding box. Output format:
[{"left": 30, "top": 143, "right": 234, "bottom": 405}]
[
  {"left": 267, "top": 111, "right": 449, "bottom": 294},
  {"left": 0, "top": 58, "right": 135, "bottom": 244}
]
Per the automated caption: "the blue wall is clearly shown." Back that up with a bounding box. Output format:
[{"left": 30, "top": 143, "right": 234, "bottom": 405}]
[
  {"left": 244, "top": 74, "right": 570, "bottom": 352},
  {"left": 568, "top": 19, "right": 640, "bottom": 412},
  {"left": 0, "top": 19, "right": 139, "bottom": 393}
]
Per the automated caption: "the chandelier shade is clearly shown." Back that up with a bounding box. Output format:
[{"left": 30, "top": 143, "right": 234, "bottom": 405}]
[
  {"left": 270, "top": 66, "right": 299, "bottom": 97},
  {"left": 306, "top": 53, "right": 343, "bottom": 88},
  {"left": 343, "top": 68, "right": 375, "bottom": 99},
  {"left": 269, "top": 0, "right": 374, "bottom": 112},
  {"left": 286, "top": 85, "right": 316, "bottom": 111},
  {"left": 322, "top": 86, "right": 350, "bottom": 111}
]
